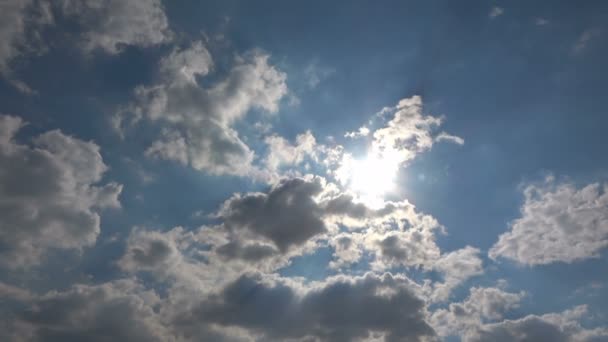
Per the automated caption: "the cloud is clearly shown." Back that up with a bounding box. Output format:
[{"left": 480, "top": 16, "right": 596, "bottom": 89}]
[
  {"left": 8, "top": 279, "right": 172, "bottom": 342},
  {"left": 181, "top": 272, "right": 437, "bottom": 342},
  {"left": 333, "top": 96, "right": 463, "bottom": 193},
  {"left": 0, "top": 114, "right": 122, "bottom": 268},
  {"left": 0, "top": 0, "right": 169, "bottom": 92},
  {"left": 58, "top": 0, "right": 172, "bottom": 54},
  {"left": 435, "top": 131, "right": 464, "bottom": 145},
  {"left": 470, "top": 305, "right": 608, "bottom": 342},
  {"left": 431, "top": 247, "right": 484, "bottom": 302},
  {"left": 344, "top": 126, "right": 370, "bottom": 139},
  {"left": 489, "top": 7, "right": 504, "bottom": 18},
  {"left": 303, "top": 59, "right": 335, "bottom": 89},
  {"left": 118, "top": 227, "right": 184, "bottom": 276},
  {"left": 489, "top": 177, "right": 608, "bottom": 265},
  {"left": 431, "top": 286, "right": 525, "bottom": 338},
  {"left": 263, "top": 130, "right": 317, "bottom": 174},
  {"left": 117, "top": 41, "right": 288, "bottom": 177},
  {"left": 430, "top": 286, "right": 608, "bottom": 341},
  {"left": 572, "top": 29, "right": 601, "bottom": 55},
  {"left": 0, "top": 0, "right": 52, "bottom": 92}
]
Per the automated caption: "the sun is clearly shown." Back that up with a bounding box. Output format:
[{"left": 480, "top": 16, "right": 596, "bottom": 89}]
[{"left": 347, "top": 152, "right": 400, "bottom": 207}]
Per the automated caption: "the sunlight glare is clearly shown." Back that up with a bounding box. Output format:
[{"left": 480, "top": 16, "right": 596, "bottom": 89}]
[{"left": 348, "top": 152, "right": 400, "bottom": 207}]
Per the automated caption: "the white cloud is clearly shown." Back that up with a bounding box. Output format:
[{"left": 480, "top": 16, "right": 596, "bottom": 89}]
[
  {"left": 344, "top": 126, "right": 370, "bottom": 138},
  {"left": 117, "top": 42, "right": 288, "bottom": 177},
  {"left": 489, "top": 177, "right": 608, "bottom": 265},
  {"left": 0, "top": 114, "right": 122, "bottom": 268},
  {"left": 435, "top": 131, "right": 465, "bottom": 145},
  {"left": 263, "top": 130, "right": 317, "bottom": 174}
]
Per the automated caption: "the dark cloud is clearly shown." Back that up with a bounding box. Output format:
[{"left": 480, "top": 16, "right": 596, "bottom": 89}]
[
  {"left": 218, "top": 177, "right": 326, "bottom": 252},
  {"left": 182, "top": 272, "right": 437, "bottom": 342},
  {"left": 12, "top": 280, "right": 171, "bottom": 342}
]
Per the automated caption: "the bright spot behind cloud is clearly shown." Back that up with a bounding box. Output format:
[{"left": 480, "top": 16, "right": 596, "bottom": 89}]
[{"left": 344, "top": 152, "right": 400, "bottom": 207}]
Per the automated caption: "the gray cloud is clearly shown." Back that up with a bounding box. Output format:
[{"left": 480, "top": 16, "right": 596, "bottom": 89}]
[
  {"left": 182, "top": 272, "right": 437, "bottom": 342},
  {"left": 0, "top": 115, "right": 122, "bottom": 268},
  {"left": 58, "top": 0, "right": 172, "bottom": 54},
  {"left": 0, "top": 0, "right": 170, "bottom": 92},
  {"left": 9, "top": 279, "right": 172, "bottom": 342},
  {"left": 489, "top": 177, "right": 608, "bottom": 265},
  {"left": 471, "top": 305, "right": 608, "bottom": 342},
  {"left": 218, "top": 177, "right": 326, "bottom": 252}
]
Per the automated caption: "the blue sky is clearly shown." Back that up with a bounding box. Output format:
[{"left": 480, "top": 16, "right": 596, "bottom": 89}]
[{"left": 1, "top": 1, "right": 608, "bottom": 341}]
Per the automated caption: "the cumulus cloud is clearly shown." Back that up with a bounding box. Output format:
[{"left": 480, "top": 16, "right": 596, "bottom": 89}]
[
  {"left": 489, "top": 177, "right": 608, "bottom": 265},
  {"left": 264, "top": 130, "right": 317, "bottom": 173},
  {"left": 332, "top": 96, "right": 463, "bottom": 194},
  {"left": 181, "top": 272, "right": 436, "bottom": 342},
  {"left": 431, "top": 247, "right": 484, "bottom": 302},
  {"left": 117, "top": 41, "right": 288, "bottom": 176},
  {"left": 0, "top": 0, "right": 169, "bottom": 92},
  {"left": 0, "top": 114, "right": 122, "bottom": 268},
  {"left": 470, "top": 305, "right": 608, "bottom": 342},
  {"left": 431, "top": 286, "right": 525, "bottom": 338},
  {"left": 7, "top": 279, "right": 172, "bottom": 342},
  {"left": 217, "top": 177, "right": 327, "bottom": 252},
  {"left": 431, "top": 284, "right": 608, "bottom": 341}
]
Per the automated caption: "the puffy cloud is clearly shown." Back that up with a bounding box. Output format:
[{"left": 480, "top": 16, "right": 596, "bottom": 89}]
[
  {"left": 431, "top": 247, "right": 484, "bottom": 302},
  {"left": 470, "top": 305, "right": 608, "bottom": 342},
  {"left": 263, "top": 130, "right": 317, "bottom": 173},
  {"left": 0, "top": 115, "right": 122, "bottom": 268},
  {"left": 8, "top": 279, "right": 172, "bottom": 342},
  {"left": 118, "top": 227, "right": 185, "bottom": 276},
  {"left": 117, "top": 42, "right": 288, "bottom": 176},
  {"left": 371, "top": 96, "right": 451, "bottom": 165},
  {"left": 217, "top": 177, "right": 327, "bottom": 252},
  {"left": 181, "top": 272, "right": 437, "bottom": 342},
  {"left": 431, "top": 286, "right": 525, "bottom": 338},
  {"left": 431, "top": 286, "right": 608, "bottom": 342},
  {"left": 333, "top": 96, "right": 462, "bottom": 198},
  {"left": 371, "top": 229, "right": 441, "bottom": 271},
  {"left": 58, "top": 0, "right": 172, "bottom": 54},
  {"left": 0, "top": 0, "right": 169, "bottom": 92},
  {"left": 489, "top": 177, "right": 608, "bottom": 265}
]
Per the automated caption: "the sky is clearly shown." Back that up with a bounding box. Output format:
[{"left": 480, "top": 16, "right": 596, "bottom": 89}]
[{"left": 1, "top": 1, "right": 608, "bottom": 341}]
